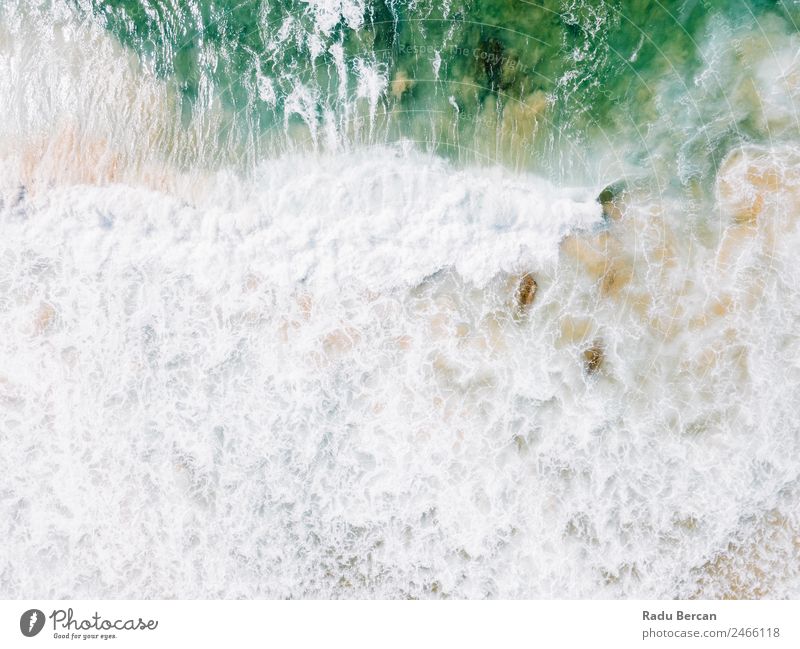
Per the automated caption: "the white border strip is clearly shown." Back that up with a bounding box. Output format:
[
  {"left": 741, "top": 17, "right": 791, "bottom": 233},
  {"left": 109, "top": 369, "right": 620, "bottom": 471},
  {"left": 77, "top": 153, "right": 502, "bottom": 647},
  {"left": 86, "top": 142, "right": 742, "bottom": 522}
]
[{"left": 1, "top": 600, "right": 798, "bottom": 648}]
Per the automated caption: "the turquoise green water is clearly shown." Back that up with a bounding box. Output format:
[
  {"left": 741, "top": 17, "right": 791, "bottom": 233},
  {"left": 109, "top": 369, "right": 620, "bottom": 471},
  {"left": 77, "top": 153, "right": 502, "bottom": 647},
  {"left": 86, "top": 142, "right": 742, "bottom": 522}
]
[{"left": 75, "top": 0, "right": 800, "bottom": 180}]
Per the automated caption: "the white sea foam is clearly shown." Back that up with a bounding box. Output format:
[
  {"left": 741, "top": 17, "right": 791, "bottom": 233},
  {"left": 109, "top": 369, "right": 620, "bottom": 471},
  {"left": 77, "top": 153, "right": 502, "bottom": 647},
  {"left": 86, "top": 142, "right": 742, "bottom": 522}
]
[{"left": 2, "top": 143, "right": 800, "bottom": 598}]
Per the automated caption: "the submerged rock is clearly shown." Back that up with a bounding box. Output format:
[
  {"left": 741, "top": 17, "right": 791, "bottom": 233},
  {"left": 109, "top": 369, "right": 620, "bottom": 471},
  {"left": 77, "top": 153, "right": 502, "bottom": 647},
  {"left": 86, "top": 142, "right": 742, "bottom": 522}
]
[
  {"left": 582, "top": 340, "right": 604, "bottom": 375},
  {"left": 481, "top": 37, "right": 505, "bottom": 92},
  {"left": 515, "top": 273, "right": 537, "bottom": 314},
  {"left": 390, "top": 70, "right": 415, "bottom": 101},
  {"left": 597, "top": 181, "right": 625, "bottom": 221}
]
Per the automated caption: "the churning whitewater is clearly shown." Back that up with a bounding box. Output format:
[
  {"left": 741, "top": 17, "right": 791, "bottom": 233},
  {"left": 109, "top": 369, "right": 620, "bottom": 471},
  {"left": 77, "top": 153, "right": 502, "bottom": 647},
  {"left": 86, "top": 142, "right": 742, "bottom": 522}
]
[{"left": 1, "top": 0, "right": 800, "bottom": 598}]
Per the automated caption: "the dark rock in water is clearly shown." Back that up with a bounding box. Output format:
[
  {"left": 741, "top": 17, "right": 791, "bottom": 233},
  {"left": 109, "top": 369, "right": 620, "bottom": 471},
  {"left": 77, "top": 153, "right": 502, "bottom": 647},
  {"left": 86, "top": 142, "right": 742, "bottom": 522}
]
[
  {"left": 582, "top": 340, "right": 604, "bottom": 375},
  {"left": 597, "top": 181, "right": 626, "bottom": 220},
  {"left": 597, "top": 180, "right": 627, "bottom": 204},
  {"left": 597, "top": 186, "right": 615, "bottom": 205},
  {"left": 516, "top": 273, "right": 537, "bottom": 313}
]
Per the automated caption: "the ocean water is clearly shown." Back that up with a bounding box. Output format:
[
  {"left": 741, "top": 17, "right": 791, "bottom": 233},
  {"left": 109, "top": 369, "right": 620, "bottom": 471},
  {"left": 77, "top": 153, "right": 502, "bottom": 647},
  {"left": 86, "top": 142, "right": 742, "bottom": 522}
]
[{"left": 1, "top": 0, "right": 799, "bottom": 598}]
